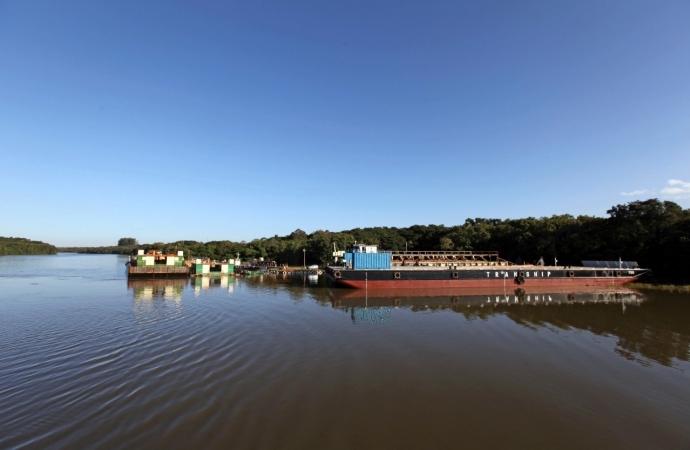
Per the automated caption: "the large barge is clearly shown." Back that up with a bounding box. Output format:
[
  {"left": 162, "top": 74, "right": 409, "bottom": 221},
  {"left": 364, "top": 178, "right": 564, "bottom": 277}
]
[{"left": 324, "top": 244, "right": 649, "bottom": 289}]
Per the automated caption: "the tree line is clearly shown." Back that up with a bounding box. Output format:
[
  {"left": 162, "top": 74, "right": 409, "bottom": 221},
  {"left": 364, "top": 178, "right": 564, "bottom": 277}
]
[
  {"left": 0, "top": 237, "right": 58, "bottom": 256},
  {"left": 58, "top": 199, "right": 689, "bottom": 282}
]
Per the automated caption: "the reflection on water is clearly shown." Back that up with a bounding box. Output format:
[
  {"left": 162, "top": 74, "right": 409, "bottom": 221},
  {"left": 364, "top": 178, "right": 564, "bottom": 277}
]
[
  {"left": 325, "top": 286, "right": 689, "bottom": 368},
  {"left": 332, "top": 288, "right": 644, "bottom": 326},
  {"left": 329, "top": 287, "right": 644, "bottom": 310},
  {"left": 192, "top": 275, "right": 234, "bottom": 294},
  {"left": 128, "top": 276, "right": 237, "bottom": 298},
  {"left": 126, "top": 278, "right": 687, "bottom": 369},
  {"left": 129, "top": 277, "right": 238, "bottom": 323},
  {"left": 351, "top": 306, "right": 392, "bottom": 324},
  {"left": 128, "top": 278, "right": 187, "bottom": 301}
]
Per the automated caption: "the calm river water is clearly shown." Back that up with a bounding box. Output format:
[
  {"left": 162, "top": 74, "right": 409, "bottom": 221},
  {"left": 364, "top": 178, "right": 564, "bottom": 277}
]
[{"left": 1, "top": 254, "right": 689, "bottom": 449}]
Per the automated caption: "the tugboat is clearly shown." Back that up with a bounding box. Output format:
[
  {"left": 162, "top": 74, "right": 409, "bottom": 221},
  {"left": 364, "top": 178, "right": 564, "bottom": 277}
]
[{"left": 324, "top": 244, "right": 649, "bottom": 289}]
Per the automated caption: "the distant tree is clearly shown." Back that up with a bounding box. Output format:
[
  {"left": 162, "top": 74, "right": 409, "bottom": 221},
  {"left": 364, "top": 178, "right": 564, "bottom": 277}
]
[
  {"left": 289, "top": 229, "right": 308, "bottom": 240},
  {"left": 439, "top": 237, "right": 454, "bottom": 251},
  {"left": 117, "top": 237, "right": 138, "bottom": 246}
]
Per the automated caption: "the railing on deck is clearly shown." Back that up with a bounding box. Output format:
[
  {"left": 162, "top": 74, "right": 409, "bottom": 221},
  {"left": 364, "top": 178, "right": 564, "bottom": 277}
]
[{"left": 387, "top": 250, "right": 512, "bottom": 266}]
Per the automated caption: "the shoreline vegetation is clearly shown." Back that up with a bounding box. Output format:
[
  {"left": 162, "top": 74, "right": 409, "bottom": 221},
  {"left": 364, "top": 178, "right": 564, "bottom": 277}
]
[
  {"left": 8, "top": 199, "right": 690, "bottom": 284},
  {"left": 0, "top": 237, "right": 58, "bottom": 256}
]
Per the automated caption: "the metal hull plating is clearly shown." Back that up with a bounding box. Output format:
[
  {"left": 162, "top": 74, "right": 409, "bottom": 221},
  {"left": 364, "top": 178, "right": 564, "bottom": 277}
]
[
  {"left": 325, "top": 266, "right": 648, "bottom": 289},
  {"left": 128, "top": 265, "right": 190, "bottom": 278}
]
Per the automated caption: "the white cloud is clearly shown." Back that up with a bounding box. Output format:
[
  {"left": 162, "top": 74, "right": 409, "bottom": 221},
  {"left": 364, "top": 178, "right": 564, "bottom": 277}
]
[
  {"left": 660, "top": 179, "right": 690, "bottom": 199},
  {"left": 621, "top": 189, "right": 649, "bottom": 196}
]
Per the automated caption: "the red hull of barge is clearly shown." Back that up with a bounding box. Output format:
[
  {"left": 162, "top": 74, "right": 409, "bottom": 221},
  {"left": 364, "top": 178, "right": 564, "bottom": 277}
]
[{"left": 334, "top": 277, "right": 638, "bottom": 289}]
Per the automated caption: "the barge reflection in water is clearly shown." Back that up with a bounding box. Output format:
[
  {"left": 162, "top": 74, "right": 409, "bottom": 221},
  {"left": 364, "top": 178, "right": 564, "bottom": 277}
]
[
  {"left": 324, "top": 285, "right": 689, "bottom": 369},
  {"left": 125, "top": 277, "right": 688, "bottom": 369},
  {"left": 128, "top": 278, "right": 187, "bottom": 301},
  {"left": 329, "top": 286, "right": 644, "bottom": 309}
]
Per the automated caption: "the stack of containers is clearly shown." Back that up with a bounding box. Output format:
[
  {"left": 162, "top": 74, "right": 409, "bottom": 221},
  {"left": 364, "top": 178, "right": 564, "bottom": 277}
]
[
  {"left": 166, "top": 251, "right": 184, "bottom": 266},
  {"left": 136, "top": 250, "right": 155, "bottom": 266},
  {"left": 195, "top": 259, "right": 210, "bottom": 274}
]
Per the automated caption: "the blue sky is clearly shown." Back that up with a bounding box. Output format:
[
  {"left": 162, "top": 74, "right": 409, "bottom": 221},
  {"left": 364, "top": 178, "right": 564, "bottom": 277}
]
[{"left": 1, "top": 0, "right": 689, "bottom": 246}]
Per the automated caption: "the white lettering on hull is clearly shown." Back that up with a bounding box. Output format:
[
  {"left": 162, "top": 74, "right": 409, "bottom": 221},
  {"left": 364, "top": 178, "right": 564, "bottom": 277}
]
[{"left": 493, "top": 270, "right": 554, "bottom": 278}]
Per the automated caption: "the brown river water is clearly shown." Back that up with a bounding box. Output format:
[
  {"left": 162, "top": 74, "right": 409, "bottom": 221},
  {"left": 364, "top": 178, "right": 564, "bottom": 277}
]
[{"left": 1, "top": 254, "right": 689, "bottom": 449}]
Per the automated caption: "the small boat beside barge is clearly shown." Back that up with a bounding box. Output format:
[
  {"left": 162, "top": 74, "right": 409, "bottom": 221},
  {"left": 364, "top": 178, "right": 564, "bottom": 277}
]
[{"left": 325, "top": 244, "right": 650, "bottom": 289}]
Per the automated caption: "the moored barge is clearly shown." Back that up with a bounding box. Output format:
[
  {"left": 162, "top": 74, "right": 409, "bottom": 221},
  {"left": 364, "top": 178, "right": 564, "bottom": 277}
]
[
  {"left": 325, "top": 244, "right": 649, "bottom": 289},
  {"left": 127, "top": 249, "right": 190, "bottom": 277}
]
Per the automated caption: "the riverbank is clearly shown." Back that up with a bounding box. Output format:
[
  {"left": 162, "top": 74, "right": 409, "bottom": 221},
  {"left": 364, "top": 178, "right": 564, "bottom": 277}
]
[{"left": 0, "top": 237, "right": 57, "bottom": 255}]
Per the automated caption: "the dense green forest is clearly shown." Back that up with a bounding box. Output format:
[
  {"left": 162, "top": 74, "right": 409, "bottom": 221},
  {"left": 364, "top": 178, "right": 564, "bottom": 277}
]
[
  {"left": 59, "top": 199, "right": 690, "bottom": 282},
  {"left": 0, "top": 237, "right": 58, "bottom": 256}
]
